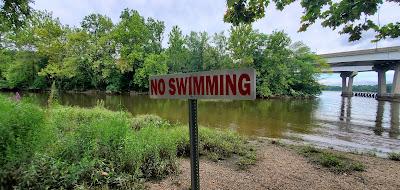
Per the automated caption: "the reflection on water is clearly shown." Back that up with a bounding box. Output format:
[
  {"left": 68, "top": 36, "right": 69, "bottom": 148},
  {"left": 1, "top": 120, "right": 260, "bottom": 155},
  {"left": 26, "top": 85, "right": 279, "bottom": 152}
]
[
  {"left": 373, "top": 99, "right": 399, "bottom": 138},
  {"left": 375, "top": 100, "right": 385, "bottom": 136},
  {"left": 1, "top": 91, "right": 399, "bottom": 154},
  {"left": 390, "top": 102, "right": 400, "bottom": 138},
  {"left": 339, "top": 97, "right": 351, "bottom": 123},
  {"left": 305, "top": 92, "right": 399, "bottom": 154}
]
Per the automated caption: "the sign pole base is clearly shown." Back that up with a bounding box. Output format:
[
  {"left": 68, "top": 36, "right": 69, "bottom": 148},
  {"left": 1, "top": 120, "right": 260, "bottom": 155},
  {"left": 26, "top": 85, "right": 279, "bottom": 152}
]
[{"left": 188, "top": 99, "right": 199, "bottom": 190}]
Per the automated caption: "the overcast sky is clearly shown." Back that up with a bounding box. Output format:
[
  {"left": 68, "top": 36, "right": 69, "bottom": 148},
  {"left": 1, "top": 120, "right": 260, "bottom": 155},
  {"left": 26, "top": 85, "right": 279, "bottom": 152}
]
[{"left": 31, "top": 0, "right": 400, "bottom": 86}]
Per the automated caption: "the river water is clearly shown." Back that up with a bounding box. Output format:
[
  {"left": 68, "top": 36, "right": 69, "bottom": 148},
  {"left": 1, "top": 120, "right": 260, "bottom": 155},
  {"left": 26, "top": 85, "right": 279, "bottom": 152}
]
[{"left": 2, "top": 91, "right": 399, "bottom": 155}]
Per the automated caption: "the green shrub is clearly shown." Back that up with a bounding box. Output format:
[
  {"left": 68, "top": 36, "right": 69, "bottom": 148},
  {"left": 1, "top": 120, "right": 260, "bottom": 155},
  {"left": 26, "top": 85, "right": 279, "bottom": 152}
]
[
  {"left": 0, "top": 95, "right": 255, "bottom": 189},
  {"left": 299, "top": 146, "right": 365, "bottom": 173},
  {"left": 49, "top": 105, "right": 132, "bottom": 133},
  {"left": 199, "top": 127, "right": 246, "bottom": 158},
  {"left": 0, "top": 95, "right": 46, "bottom": 187},
  {"left": 237, "top": 151, "right": 257, "bottom": 169},
  {"left": 388, "top": 152, "right": 400, "bottom": 161},
  {"left": 122, "top": 126, "right": 179, "bottom": 179},
  {"left": 131, "top": 114, "right": 170, "bottom": 130}
]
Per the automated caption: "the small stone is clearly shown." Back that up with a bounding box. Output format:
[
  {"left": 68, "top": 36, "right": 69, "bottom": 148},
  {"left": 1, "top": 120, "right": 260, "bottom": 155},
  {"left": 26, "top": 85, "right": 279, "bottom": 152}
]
[{"left": 100, "top": 171, "right": 109, "bottom": 176}]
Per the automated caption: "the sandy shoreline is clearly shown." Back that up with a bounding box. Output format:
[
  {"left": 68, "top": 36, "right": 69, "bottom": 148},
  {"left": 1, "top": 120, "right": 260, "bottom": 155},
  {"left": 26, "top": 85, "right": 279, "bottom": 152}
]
[{"left": 148, "top": 140, "right": 400, "bottom": 190}]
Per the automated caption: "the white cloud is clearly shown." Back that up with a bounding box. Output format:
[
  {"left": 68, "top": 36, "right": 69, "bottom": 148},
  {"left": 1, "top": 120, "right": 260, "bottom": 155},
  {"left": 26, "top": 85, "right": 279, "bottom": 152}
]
[{"left": 31, "top": 0, "right": 400, "bottom": 85}]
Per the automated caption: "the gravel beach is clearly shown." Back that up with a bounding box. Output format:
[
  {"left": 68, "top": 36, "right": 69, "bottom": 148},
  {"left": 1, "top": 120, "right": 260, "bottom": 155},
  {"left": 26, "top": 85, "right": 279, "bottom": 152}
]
[{"left": 148, "top": 140, "right": 400, "bottom": 190}]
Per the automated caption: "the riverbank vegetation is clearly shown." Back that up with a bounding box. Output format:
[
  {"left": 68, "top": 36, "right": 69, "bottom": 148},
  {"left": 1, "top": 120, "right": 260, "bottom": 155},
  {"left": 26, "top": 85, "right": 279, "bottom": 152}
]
[
  {"left": 0, "top": 95, "right": 255, "bottom": 189},
  {"left": 0, "top": 7, "right": 325, "bottom": 97},
  {"left": 388, "top": 152, "right": 400, "bottom": 161},
  {"left": 270, "top": 140, "right": 366, "bottom": 173},
  {"left": 298, "top": 146, "right": 365, "bottom": 173}
]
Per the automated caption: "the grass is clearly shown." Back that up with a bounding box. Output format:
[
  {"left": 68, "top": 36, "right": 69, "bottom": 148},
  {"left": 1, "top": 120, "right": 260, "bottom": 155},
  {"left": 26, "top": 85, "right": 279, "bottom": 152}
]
[
  {"left": 0, "top": 95, "right": 255, "bottom": 189},
  {"left": 388, "top": 152, "right": 400, "bottom": 161},
  {"left": 298, "top": 146, "right": 365, "bottom": 173},
  {"left": 237, "top": 151, "right": 257, "bottom": 169}
]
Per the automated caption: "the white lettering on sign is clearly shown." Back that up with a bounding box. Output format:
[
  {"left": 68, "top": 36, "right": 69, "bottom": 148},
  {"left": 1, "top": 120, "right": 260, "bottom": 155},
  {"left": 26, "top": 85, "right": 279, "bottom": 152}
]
[{"left": 149, "top": 68, "right": 256, "bottom": 100}]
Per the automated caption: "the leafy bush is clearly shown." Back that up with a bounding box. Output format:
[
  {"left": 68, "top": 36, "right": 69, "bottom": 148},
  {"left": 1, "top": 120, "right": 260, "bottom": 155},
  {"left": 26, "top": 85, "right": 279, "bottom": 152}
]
[
  {"left": 0, "top": 96, "right": 46, "bottom": 186},
  {"left": 388, "top": 152, "right": 400, "bottom": 161},
  {"left": 131, "top": 114, "right": 169, "bottom": 130},
  {"left": 0, "top": 95, "right": 254, "bottom": 189},
  {"left": 199, "top": 127, "right": 249, "bottom": 159},
  {"left": 299, "top": 146, "right": 365, "bottom": 173}
]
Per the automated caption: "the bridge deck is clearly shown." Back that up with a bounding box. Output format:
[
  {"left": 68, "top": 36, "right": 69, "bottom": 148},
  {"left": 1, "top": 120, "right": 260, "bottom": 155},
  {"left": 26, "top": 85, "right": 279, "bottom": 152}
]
[{"left": 319, "top": 46, "right": 400, "bottom": 73}]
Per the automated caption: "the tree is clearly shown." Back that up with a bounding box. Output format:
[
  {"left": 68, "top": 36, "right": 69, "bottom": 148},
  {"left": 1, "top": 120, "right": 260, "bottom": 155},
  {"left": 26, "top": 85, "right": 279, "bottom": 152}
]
[
  {"left": 1, "top": 11, "right": 59, "bottom": 89},
  {"left": 113, "top": 9, "right": 149, "bottom": 73},
  {"left": 0, "top": 0, "right": 32, "bottom": 32},
  {"left": 224, "top": 0, "right": 400, "bottom": 41},
  {"left": 33, "top": 12, "right": 69, "bottom": 83},
  {"left": 145, "top": 18, "right": 165, "bottom": 54},
  {"left": 258, "top": 31, "right": 292, "bottom": 96},
  {"left": 133, "top": 53, "right": 168, "bottom": 90},
  {"left": 185, "top": 31, "right": 209, "bottom": 72},
  {"left": 81, "top": 14, "right": 113, "bottom": 37},
  {"left": 0, "top": 7, "right": 323, "bottom": 97},
  {"left": 0, "top": 49, "right": 14, "bottom": 88},
  {"left": 203, "top": 32, "right": 233, "bottom": 70},
  {"left": 228, "top": 24, "right": 266, "bottom": 67},
  {"left": 165, "top": 26, "right": 189, "bottom": 73},
  {"left": 5, "top": 51, "right": 40, "bottom": 88},
  {"left": 81, "top": 14, "right": 115, "bottom": 89},
  {"left": 288, "top": 42, "right": 325, "bottom": 95},
  {"left": 257, "top": 31, "right": 324, "bottom": 97}
]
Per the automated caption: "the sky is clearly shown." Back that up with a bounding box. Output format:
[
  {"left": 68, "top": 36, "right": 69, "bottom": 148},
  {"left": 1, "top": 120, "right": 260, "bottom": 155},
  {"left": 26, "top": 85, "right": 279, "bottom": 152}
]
[{"left": 31, "top": 0, "right": 400, "bottom": 86}]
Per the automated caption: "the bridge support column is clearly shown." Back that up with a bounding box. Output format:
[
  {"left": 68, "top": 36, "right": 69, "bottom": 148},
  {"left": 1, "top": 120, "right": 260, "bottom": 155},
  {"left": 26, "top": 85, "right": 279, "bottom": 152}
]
[
  {"left": 374, "top": 63, "right": 400, "bottom": 102},
  {"left": 340, "top": 71, "right": 357, "bottom": 97},
  {"left": 341, "top": 73, "right": 348, "bottom": 96},
  {"left": 392, "top": 63, "right": 400, "bottom": 96},
  {"left": 376, "top": 68, "right": 388, "bottom": 97}
]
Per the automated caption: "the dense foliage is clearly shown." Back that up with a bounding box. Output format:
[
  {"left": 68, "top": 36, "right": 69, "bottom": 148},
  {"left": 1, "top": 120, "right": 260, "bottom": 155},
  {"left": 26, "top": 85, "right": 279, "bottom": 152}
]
[
  {"left": 0, "top": 8, "right": 324, "bottom": 97},
  {"left": 0, "top": 95, "right": 255, "bottom": 189},
  {"left": 224, "top": 0, "right": 400, "bottom": 42},
  {"left": 0, "top": 0, "right": 32, "bottom": 32}
]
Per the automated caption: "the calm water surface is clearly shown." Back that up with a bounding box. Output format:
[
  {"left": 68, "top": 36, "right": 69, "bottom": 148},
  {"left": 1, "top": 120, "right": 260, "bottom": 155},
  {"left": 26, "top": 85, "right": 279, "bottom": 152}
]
[{"left": 2, "top": 91, "right": 399, "bottom": 154}]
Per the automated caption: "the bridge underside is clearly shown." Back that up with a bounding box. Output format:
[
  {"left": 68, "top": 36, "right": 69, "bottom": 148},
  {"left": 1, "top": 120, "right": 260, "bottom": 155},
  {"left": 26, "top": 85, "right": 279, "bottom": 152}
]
[{"left": 322, "top": 60, "right": 400, "bottom": 73}]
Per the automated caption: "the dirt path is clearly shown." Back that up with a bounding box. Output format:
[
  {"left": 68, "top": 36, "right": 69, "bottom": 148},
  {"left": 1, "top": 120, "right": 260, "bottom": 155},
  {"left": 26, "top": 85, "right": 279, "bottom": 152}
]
[{"left": 148, "top": 140, "right": 400, "bottom": 190}]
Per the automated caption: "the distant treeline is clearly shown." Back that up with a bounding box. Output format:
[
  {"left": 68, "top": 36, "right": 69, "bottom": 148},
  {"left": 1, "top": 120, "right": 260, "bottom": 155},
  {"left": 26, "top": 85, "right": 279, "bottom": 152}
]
[
  {"left": 0, "top": 8, "right": 326, "bottom": 97},
  {"left": 323, "top": 84, "right": 393, "bottom": 93}
]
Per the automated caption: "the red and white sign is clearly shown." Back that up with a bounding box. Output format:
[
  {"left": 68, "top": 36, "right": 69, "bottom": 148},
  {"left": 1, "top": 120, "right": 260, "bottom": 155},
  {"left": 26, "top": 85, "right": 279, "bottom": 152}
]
[{"left": 149, "top": 68, "right": 256, "bottom": 100}]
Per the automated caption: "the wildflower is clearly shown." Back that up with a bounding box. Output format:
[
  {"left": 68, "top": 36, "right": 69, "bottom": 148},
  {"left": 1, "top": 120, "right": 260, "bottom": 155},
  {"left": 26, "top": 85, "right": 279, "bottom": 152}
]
[{"left": 15, "top": 92, "right": 21, "bottom": 101}]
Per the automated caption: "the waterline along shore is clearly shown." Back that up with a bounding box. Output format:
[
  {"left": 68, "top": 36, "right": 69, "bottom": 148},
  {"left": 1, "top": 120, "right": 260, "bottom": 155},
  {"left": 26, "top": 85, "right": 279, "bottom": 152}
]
[{"left": 1, "top": 91, "right": 398, "bottom": 155}]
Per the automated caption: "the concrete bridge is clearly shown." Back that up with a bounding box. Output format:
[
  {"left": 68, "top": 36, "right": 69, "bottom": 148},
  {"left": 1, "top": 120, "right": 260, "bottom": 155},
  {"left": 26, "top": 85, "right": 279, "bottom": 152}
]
[{"left": 319, "top": 46, "right": 400, "bottom": 102}]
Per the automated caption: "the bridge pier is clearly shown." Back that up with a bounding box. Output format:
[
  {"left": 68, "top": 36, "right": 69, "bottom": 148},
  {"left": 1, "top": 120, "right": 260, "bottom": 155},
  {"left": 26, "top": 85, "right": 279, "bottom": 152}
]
[
  {"left": 340, "top": 71, "right": 357, "bottom": 97},
  {"left": 392, "top": 63, "right": 400, "bottom": 96},
  {"left": 374, "top": 63, "right": 400, "bottom": 102},
  {"left": 374, "top": 66, "right": 389, "bottom": 97}
]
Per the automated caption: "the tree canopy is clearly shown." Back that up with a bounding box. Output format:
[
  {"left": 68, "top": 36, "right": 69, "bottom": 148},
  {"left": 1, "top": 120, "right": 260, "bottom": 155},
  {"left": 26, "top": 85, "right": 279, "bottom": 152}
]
[
  {"left": 0, "top": 0, "right": 32, "bottom": 32},
  {"left": 224, "top": 0, "right": 400, "bottom": 42},
  {"left": 1, "top": 7, "right": 325, "bottom": 97}
]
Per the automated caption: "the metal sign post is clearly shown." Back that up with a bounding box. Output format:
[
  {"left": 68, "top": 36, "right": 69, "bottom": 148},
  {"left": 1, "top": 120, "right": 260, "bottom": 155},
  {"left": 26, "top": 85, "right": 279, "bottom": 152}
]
[
  {"left": 149, "top": 68, "right": 256, "bottom": 190},
  {"left": 188, "top": 99, "right": 199, "bottom": 190}
]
